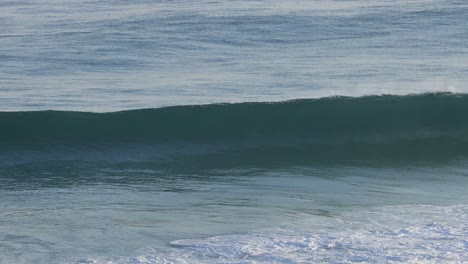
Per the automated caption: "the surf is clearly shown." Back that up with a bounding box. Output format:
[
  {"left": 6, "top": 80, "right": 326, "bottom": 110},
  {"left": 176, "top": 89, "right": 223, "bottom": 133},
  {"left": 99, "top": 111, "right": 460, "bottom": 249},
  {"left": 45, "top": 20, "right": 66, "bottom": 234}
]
[{"left": 1, "top": 92, "right": 468, "bottom": 166}]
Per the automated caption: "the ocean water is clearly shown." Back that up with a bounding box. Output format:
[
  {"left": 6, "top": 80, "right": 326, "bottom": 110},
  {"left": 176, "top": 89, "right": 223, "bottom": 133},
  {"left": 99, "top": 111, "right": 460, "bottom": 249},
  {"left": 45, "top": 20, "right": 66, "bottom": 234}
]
[{"left": 1, "top": 0, "right": 468, "bottom": 263}]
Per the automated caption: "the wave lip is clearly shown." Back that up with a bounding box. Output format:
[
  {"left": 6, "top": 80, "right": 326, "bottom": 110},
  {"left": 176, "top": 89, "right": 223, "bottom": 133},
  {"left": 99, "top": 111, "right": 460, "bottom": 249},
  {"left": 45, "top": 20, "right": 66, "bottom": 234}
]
[{"left": 1, "top": 93, "right": 468, "bottom": 164}]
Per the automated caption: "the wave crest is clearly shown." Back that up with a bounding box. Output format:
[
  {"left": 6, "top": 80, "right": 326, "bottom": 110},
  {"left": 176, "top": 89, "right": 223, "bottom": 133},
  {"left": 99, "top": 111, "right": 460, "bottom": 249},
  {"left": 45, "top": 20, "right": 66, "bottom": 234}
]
[{"left": 2, "top": 93, "right": 468, "bottom": 165}]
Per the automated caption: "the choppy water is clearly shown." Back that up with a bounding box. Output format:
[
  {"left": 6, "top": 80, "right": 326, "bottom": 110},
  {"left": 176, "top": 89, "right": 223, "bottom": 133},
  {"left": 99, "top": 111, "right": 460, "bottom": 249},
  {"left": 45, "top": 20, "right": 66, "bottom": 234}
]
[
  {"left": 1, "top": 0, "right": 468, "bottom": 111},
  {"left": 1, "top": 0, "right": 468, "bottom": 263}
]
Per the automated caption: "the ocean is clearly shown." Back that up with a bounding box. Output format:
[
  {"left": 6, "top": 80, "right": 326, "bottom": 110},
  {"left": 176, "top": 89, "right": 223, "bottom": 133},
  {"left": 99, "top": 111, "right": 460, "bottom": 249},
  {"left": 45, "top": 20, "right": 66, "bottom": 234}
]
[{"left": 1, "top": 0, "right": 468, "bottom": 263}]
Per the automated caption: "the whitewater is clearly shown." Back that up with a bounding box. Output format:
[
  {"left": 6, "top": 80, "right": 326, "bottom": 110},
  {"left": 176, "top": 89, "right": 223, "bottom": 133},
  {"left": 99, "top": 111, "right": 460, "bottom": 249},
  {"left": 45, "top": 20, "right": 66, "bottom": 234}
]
[{"left": 1, "top": 0, "right": 468, "bottom": 263}]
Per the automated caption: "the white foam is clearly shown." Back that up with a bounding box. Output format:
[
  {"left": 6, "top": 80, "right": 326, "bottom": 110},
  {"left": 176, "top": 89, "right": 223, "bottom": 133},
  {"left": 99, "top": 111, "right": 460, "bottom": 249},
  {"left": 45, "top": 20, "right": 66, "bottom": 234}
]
[{"left": 78, "top": 204, "right": 467, "bottom": 264}]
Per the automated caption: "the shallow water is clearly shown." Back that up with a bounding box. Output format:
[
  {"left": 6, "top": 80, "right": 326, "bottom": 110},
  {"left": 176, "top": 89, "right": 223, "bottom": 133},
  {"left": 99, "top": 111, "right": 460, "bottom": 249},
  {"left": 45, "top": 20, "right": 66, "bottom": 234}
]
[{"left": 1, "top": 164, "right": 467, "bottom": 263}]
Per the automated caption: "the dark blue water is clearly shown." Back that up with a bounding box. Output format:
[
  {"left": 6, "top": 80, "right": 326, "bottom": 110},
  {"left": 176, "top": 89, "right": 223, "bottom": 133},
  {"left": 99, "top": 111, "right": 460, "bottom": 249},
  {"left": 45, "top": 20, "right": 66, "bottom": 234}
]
[{"left": 1, "top": 1, "right": 468, "bottom": 263}]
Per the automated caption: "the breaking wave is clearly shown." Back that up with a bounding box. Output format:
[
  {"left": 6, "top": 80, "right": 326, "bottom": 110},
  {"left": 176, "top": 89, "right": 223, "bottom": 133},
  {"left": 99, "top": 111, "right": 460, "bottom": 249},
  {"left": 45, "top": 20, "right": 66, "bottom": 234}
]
[{"left": 2, "top": 93, "right": 468, "bottom": 165}]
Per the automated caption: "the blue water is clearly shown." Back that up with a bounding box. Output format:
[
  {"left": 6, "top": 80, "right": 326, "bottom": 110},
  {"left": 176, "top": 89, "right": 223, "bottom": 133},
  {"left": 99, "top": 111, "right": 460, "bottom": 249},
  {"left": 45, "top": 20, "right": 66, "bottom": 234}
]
[
  {"left": 2, "top": 0, "right": 468, "bottom": 111},
  {"left": 1, "top": 0, "right": 468, "bottom": 263}
]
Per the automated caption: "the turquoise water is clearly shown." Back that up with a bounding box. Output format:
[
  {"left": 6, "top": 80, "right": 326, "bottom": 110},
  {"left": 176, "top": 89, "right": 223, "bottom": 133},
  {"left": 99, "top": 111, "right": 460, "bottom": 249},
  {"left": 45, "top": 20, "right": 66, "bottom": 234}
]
[
  {"left": 1, "top": 95, "right": 468, "bottom": 263},
  {"left": 1, "top": 0, "right": 468, "bottom": 263},
  {"left": 1, "top": 164, "right": 467, "bottom": 263},
  {"left": 1, "top": 164, "right": 468, "bottom": 263}
]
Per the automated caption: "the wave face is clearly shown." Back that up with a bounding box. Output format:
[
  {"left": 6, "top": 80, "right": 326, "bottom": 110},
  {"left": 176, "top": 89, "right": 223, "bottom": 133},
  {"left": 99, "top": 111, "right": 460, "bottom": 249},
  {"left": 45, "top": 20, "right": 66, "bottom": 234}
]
[{"left": 2, "top": 93, "right": 468, "bottom": 165}]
